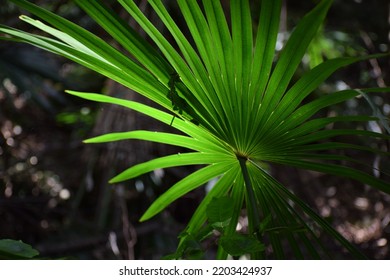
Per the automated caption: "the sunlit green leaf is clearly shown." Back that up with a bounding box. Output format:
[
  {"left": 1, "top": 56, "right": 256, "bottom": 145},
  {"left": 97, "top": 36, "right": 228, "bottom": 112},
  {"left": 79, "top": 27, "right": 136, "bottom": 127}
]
[{"left": 140, "top": 162, "right": 236, "bottom": 221}]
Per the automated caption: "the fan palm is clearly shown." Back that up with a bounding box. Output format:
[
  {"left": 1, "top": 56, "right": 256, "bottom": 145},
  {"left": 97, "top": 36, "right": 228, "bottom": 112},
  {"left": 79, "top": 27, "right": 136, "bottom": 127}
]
[{"left": 1, "top": 0, "right": 389, "bottom": 259}]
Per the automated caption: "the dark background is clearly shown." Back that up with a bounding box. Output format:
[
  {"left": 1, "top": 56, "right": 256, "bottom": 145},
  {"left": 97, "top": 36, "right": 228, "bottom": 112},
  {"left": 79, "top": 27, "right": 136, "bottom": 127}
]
[{"left": 0, "top": 0, "right": 389, "bottom": 259}]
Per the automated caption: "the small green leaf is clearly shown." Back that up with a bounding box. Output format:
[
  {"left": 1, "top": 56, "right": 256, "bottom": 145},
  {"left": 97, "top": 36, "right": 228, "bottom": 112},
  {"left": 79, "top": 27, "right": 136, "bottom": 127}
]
[
  {"left": 206, "top": 196, "right": 235, "bottom": 229},
  {"left": 219, "top": 234, "right": 265, "bottom": 256},
  {"left": 259, "top": 214, "right": 273, "bottom": 233},
  {"left": 0, "top": 239, "right": 39, "bottom": 259},
  {"left": 166, "top": 231, "right": 205, "bottom": 260}
]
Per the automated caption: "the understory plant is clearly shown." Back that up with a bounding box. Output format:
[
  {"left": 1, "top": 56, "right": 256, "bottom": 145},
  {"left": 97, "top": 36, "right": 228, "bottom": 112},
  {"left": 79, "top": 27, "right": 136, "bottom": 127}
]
[{"left": 1, "top": 0, "right": 389, "bottom": 259}]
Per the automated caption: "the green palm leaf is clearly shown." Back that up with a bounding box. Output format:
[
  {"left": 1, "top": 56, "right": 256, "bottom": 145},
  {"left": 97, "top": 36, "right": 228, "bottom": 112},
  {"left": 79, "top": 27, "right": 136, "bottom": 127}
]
[
  {"left": 140, "top": 162, "right": 236, "bottom": 222},
  {"left": 2, "top": 0, "right": 389, "bottom": 259}
]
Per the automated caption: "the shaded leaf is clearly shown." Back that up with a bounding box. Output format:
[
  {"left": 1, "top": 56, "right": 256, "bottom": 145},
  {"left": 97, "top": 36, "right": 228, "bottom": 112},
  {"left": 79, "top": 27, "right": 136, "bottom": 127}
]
[
  {"left": 0, "top": 239, "right": 39, "bottom": 259},
  {"left": 219, "top": 234, "right": 265, "bottom": 256},
  {"left": 206, "top": 196, "right": 235, "bottom": 229}
]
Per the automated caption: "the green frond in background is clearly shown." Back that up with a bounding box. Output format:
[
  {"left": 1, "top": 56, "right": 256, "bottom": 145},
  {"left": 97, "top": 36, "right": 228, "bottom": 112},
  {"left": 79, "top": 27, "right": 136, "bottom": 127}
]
[{"left": 1, "top": 0, "right": 389, "bottom": 259}]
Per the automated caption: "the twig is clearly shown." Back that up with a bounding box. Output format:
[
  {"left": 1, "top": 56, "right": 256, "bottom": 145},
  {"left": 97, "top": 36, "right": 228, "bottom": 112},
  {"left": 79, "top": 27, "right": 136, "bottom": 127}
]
[
  {"left": 360, "top": 31, "right": 387, "bottom": 88},
  {"left": 116, "top": 185, "right": 137, "bottom": 260}
]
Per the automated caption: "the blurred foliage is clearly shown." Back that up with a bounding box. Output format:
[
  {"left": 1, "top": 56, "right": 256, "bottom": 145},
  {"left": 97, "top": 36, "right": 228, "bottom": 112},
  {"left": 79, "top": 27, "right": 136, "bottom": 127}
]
[
  {"left": 0, "top": 0, "right": 389, "bottom": 259},
  {"left": 0, "top": 45, "right": 68, "bottom": 113},
  {"left": 307, "top": 26, "right": 364, "bottom": 68}
]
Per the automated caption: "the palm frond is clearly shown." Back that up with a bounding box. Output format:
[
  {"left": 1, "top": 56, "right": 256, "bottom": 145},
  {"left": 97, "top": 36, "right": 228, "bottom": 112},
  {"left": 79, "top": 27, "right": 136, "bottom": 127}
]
[{"left": 2, "top": 0, "right": 389, "bottom": 259}]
